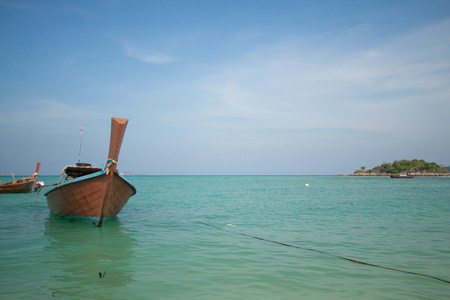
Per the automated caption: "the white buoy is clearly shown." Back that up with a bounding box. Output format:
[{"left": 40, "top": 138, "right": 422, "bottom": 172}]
[{"left": 305, "top": 184, "right": 309, "bottom": 187}]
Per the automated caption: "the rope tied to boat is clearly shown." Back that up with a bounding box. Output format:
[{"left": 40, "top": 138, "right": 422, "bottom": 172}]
[
  {"left": 198, "top": 222, "right": 450, "bottom": 285},
  {"left": 104, "top": 157, "right": 118, "bottom": 175}
]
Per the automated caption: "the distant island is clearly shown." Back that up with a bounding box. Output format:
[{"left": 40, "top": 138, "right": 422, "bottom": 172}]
[{"left": 349, "top": 159, "right": 450, "bottom": 176}]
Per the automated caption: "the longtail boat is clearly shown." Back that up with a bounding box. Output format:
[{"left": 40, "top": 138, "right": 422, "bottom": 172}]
[
  {"left": 45, "top": 117, "right": 136, "bottom": 227},
  {"left": 0, "top": 162, "right": 41, "bottom": 194},
  {"left": 390, "top": 174, "right": 414, "bottom": 179}
]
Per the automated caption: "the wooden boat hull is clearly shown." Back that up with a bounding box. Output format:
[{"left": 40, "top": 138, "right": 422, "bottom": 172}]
[
  {"left": 45, "top": 171, "right": 136, "bottom": 219},
  {"left": 0, "top": 177, "right": 36, "bottom": 194}
]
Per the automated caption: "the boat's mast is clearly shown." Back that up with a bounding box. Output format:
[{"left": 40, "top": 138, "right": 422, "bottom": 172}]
[{"left": 77, "top": 125, "right": 83, "bottom": 163}]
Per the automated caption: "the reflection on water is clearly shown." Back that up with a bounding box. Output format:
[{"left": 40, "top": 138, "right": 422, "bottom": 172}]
[{"left": 43, "top": 215, "right": 137, "bottom": 298}]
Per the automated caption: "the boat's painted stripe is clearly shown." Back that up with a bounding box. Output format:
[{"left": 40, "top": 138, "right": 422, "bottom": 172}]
[
  {"left": 44, "top": 170, "right": 136, "bottom": 196},
  {"left": 44, "top": 170, "right": 106, "bottom": 196}
]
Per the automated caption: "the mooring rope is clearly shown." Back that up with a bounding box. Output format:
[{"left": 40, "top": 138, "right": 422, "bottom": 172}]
[{"left": 198, "top": 222, "right": 450, "bottom": 284}]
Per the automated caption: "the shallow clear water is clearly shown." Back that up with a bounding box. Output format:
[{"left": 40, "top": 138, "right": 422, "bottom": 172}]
[{"left": 1, "top": 176, "right": 449, "bottom": 299}]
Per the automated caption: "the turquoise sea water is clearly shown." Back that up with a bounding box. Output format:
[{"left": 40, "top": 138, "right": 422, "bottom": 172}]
[{"left": 0, "top": 176, "right": 449, "bottom": 299}]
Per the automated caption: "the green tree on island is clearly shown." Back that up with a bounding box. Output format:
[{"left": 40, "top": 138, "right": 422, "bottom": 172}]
[{"left": 363, "top": 159, "right": 449, "bottom": 175}]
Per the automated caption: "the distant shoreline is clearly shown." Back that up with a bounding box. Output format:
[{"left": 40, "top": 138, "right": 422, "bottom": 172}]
[
  {"left": 347, "top": 174, "right": 450, "bottom": 177},
  {"left": 347, "top": 172, "right": 450, "bottom": 177}
]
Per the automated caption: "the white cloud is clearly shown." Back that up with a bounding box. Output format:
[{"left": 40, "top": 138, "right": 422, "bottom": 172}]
[
  {"left": 193, "top": 18, "right": 450, "bottom": 138},
  {"left": 0, "top": 99, "right": 100, "bottom": 133},
  {"left": 124, "top": 45, "right": 177, "bottom": 64}
]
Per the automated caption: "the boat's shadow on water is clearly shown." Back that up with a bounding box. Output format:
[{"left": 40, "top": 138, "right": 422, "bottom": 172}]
[{"left": 42, "top": 214, "right": 137, "bottom": 298}]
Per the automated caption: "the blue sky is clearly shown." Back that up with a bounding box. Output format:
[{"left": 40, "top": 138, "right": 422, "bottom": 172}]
[{"left": 1, "top": 0, "right": 450, "bottom": 175}]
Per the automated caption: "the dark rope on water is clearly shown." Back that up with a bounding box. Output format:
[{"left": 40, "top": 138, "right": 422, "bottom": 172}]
[{"left": 198, "top": 222, "right": 450, "bottom": 284}]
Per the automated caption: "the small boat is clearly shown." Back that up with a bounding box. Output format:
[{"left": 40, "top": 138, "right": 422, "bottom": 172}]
[
  {"left": 0, "top": 163, "right": 41, "bottom": 194},
  {"left": 44, "top": 117, "right": 136, "bottom": 227},
  {"left": 390, "top": 174, "right": 414, "bottom": 179}
]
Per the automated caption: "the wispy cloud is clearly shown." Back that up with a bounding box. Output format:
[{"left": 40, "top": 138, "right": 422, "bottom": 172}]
[
  {"left": 0, "top": 99, "right": 100, "bottom": 133},
  {"left": 124, "top": 44, "right": 177, "bottom": 64},
  {"left": 192, "top": 19, "right": 450, "bottom": 137}
]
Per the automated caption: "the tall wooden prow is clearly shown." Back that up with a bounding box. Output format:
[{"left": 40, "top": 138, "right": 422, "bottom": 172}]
[
  {"left": 106, "top": 117, "right": 129, "bottom": 173},
  {"left": 97, "top": 117, "right": 129, "bottom": 227}
]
